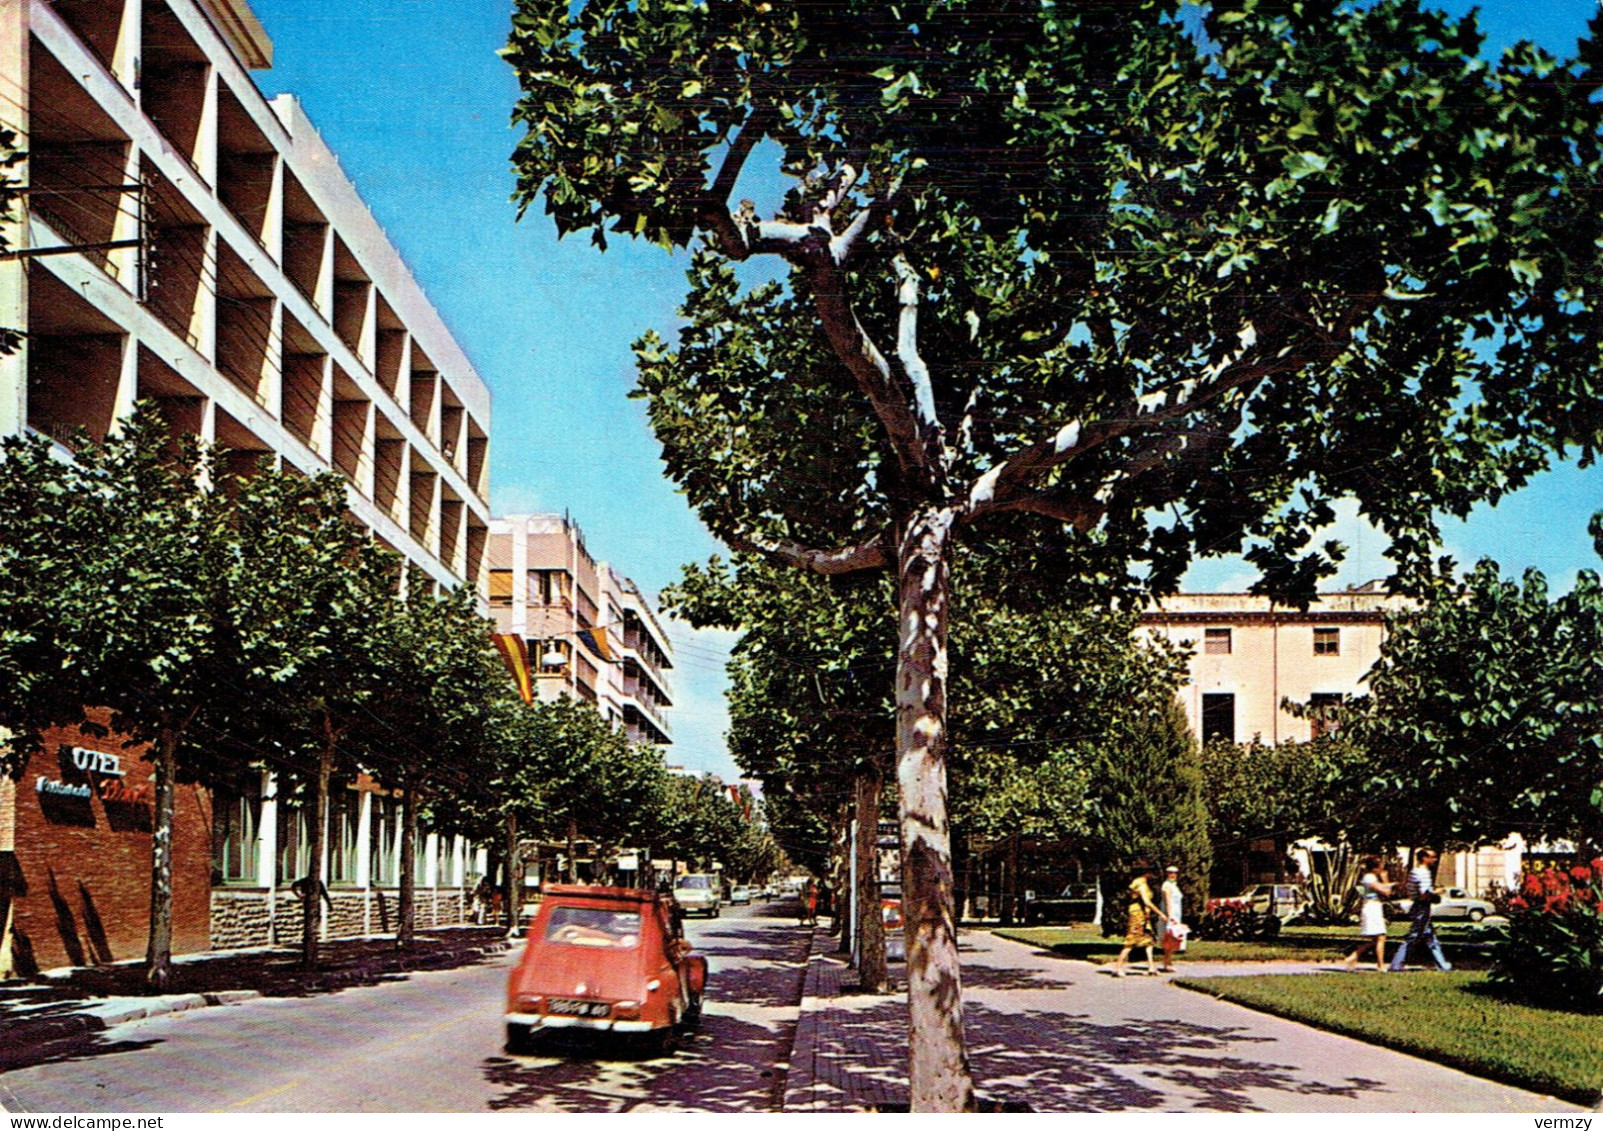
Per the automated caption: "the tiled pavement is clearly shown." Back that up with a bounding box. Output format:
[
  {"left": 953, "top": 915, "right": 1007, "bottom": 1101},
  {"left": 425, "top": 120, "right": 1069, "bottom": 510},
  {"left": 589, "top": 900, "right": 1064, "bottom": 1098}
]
[{"left": 781, "top": 926, "right": 1592, "bottom": 1114}]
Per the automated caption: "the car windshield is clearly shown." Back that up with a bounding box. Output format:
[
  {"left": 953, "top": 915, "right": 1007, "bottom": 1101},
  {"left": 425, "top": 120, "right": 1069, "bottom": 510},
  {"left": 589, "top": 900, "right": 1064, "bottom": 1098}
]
[
  {"left": 677, "top": 876, "right": 712, "bottom": 890},
  {"left": 544, "top": 906, "right": 642, "bottom": 948}
]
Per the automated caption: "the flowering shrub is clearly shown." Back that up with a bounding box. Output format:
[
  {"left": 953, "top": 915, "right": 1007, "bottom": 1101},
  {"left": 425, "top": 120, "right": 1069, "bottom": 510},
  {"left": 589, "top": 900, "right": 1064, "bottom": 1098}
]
[
  {"left": 1489, "top": 859, "right": 1603, "bottom": 1012},
  {"left": 1195, "top": 899, "right": 1281, "bottom": 941}
]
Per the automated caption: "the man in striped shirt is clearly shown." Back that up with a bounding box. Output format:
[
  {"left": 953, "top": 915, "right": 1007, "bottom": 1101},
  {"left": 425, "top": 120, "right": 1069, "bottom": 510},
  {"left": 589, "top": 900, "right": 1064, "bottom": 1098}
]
[{"left": 1388, "top": 847, "right": 1453, "bottom": 972}]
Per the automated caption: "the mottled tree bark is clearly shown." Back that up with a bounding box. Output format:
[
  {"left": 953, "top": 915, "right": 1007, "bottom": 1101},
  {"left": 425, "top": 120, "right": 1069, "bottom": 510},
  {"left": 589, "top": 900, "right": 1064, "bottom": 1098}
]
[
  {"left": 504, "top": 811, "right": 521, "bottom": 929},
  {"left": 895, "top": 508, "right": 974, "bottom": 1112},
  {"left": 397, "top": 783, "right": 419, "bottom": 949},
  {"left": 301, "top": 730, "right": 334, "bottom": 968},
  {"left": 144, "top": 725, "right": 179, "bottom": 990},
  {"left": 855, "top": 768, "right": 889, "bottom": 993}
]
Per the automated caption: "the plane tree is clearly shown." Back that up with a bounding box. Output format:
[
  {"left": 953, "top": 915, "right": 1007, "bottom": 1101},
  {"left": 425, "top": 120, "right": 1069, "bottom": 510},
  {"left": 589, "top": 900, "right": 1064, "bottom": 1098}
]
[
  {"left": 1344, "top": 561, "right": 1603, "bottom": 853},
  {"left": 508, "top": 0, "right": 1603, "bottom": 1107}
]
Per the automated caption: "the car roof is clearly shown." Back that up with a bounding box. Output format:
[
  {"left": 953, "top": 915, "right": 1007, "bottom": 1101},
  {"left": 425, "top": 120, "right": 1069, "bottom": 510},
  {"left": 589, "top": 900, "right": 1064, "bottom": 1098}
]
[{"left": 540, "top": 883, "right": 662, "bottom": 906}]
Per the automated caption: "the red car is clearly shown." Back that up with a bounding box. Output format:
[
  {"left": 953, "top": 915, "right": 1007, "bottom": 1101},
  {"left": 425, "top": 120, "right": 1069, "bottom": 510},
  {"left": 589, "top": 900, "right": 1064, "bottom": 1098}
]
[{"left": 505, "top": 884, "right": 708, "bottom": 1054}]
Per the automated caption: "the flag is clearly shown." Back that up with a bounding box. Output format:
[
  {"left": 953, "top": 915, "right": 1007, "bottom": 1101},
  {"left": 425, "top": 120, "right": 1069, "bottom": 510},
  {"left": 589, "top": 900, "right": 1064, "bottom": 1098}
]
[
  {"left": 492, "top": 633, "right": 533, "bottom": 705},
  {"left": 576, "top": 626, "right": 614, "bottom": 661}
]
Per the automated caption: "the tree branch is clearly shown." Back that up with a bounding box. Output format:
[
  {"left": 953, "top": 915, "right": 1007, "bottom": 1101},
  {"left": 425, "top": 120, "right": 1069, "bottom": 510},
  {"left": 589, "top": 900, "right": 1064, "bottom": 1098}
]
[
  {"left": 723, "top": 527, "right": 893, "bottom": 576},
  {"left": 965, "top": 306, "right": 1364, "bottom": 516}
]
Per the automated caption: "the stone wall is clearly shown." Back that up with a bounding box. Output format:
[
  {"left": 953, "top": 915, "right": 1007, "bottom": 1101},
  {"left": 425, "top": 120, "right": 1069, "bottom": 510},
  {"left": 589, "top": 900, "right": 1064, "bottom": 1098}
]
[{"left": 209, "top": 886, "right": 472, "bottom": 950}]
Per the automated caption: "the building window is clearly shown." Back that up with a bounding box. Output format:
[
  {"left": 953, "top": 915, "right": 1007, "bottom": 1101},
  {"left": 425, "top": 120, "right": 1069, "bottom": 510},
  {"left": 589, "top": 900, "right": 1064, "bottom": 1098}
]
[
  {"left": 276, "top": 801, "right": 308, "bottom": 886},
  {"left": 1204, "top": 627, "right": 1232, "bottom": 655},
  {"left": 327, "top": 788, "right": 361, "bottom": 887},
  {"left": 1313, "top": 627, "right": 1340, "bottom": 656},
  {"left": 212, "top": 784, "right": 261, "bottom": 885},
  {"left": 370, "top": 794, "right": 399, "bottom": 887},
  {"left": 1309, "top": 692, "right": 1344, "bottom": 740},
  {"left": 488, "top": 569, "right": 512, "bottom": 607},
  {"left": 1201, "top": 693, "right": 1236, "bottom": 744}
]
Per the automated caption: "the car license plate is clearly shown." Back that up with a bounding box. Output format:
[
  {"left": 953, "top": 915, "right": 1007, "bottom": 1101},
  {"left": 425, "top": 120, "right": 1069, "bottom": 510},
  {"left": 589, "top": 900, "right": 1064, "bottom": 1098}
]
[{"left": 548, "top": 998, "right": 610, "bottom": 1018}]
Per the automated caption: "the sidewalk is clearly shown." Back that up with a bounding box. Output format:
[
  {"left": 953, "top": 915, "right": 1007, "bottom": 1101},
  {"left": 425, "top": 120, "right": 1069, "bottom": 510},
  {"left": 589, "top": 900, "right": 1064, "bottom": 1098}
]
[
  {"left": 782, "top": 926, "right": 1588, "bottom": 1113},
  {"left": 0, "top": 926, "right": 510, "bottom": 1072}
]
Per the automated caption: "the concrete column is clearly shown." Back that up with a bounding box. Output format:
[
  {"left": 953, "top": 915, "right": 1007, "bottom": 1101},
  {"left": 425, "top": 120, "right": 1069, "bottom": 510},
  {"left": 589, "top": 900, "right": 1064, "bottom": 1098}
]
[
  {"left": 259, "top": 769, "right": 279, "bottom": 934},
  {"left": 355, "top": 791, "right": 372, "bottom": 935},
  {"left": 196, "top": 65, "right": 219, "bottom": 190},
  {"left": 0, "top": 0, "right": 29, "bottom": 439},
  {"left": 263, "top": 155, "right": 284, "bottom": 265},
  {"left": 115, "top": 0, "right": 142, "bottom": 98}
]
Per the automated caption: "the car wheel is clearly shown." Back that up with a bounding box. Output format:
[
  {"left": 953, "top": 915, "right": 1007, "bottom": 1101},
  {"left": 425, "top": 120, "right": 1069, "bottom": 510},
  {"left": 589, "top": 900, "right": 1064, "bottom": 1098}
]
[
  {"left": 1468, "top": 908, "right": 1485, "bottom": 922},
  {"left": 505, "top": 1023, "right": 537, "bottom": 1056}
]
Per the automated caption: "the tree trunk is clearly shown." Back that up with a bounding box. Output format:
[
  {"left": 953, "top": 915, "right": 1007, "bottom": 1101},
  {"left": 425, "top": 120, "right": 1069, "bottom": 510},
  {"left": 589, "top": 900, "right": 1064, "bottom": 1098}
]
[
  {"left": 144, "top": 724, "right": 180, "bottom": 990},
  {"left": 855, "top": 768, "right": 889, "bottom": 993},
  {"left": 832, "top": 806, "right": 850, "bottom": 948},
  {"left": 504, "top": 811, "right": 521, "bottom": 930},
  {"left": 566, "top": 818, "right": 578, "bottom": 883},
  {"left": 397, "top": 782, "right": 419, "bottom": 949},
  {"left": 894, "top": 508, "right": 973, "bottom": 1112},
  {"left": 301, "top": 730, "right": 335, "bottom": 968}
]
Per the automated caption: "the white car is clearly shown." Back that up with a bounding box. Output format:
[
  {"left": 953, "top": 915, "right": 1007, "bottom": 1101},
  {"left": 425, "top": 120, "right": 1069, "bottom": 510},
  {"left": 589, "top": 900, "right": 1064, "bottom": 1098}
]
[
  {"left": 673, "top": 873, "right": 722, "bottom": 918},
  {"left": 729, "top": 885, "right": 754, "bottom": 905},
  {"left": 1389, "top": 887, "right": 1496, "bottom": 922}
]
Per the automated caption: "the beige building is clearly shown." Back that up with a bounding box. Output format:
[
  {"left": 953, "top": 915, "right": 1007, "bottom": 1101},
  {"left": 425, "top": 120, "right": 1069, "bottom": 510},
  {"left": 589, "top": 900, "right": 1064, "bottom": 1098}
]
[
  {"left": 1144, "top": 586, "right": 1566, "bottom": 897},
  {"left": 0, "top": 0, "right": 492, "bottom": 965},
  {"left": 1141, "top": 585, "right": 1409, "bottom": 746},
  {"left": 488, "top": 514, "right": 674, "bottom": 748}
]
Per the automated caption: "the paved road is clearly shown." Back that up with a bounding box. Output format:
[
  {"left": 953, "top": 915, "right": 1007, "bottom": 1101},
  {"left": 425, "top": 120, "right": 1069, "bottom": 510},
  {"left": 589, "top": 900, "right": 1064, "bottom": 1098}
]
[{"left": 0, "top": 902, "right": 810, "bottom": 1114}]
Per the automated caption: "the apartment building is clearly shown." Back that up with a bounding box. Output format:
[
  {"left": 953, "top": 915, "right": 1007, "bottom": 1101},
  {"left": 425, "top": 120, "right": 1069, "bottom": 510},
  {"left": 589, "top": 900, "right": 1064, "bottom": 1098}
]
[
  {"left": 1143, "top": 586, "right": 1559, "bottom": 897},
  {"left": 1141, "top": 584, "right": 1408, "bottom": 746},
  {"left": 0, "top": 0, "right": 492, "bottom": 973},
  {"left": 489, "top": 514, "right": 674, "bottom": 748}
]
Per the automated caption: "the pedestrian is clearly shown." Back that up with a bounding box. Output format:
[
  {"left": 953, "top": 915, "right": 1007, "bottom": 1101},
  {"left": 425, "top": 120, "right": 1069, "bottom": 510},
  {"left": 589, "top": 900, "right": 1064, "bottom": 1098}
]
[
  {"left": 1112, "top": 861, "right": 1167, "bottom": 977},
  {"left": 800, "top": 878, "right": 818, "bottom": 927},
  {"left": 1341, "top": 854, "right": 1395, "bottom": 971},
  {"left": 1388, "top": 847, "right": 1453, "bottom": 972},
  {"left": 1158, "top": 865, "right": 1187, "bottom": 972}
]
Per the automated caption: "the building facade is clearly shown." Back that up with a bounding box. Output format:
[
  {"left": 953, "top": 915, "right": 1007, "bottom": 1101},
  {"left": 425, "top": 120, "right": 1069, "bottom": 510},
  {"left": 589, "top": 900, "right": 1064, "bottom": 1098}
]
[
  {"left": 488, "top": 513, "right": 674, "bottom": 748},
  {"left": 0, "top": 0, "right": 491, "bottom": 973},
  {"left": 1143, "top": 586, "right": 1558, "bottom": 898},
  {"left": 1141, "top": 585, "right": 1408, "bottom": 746}
]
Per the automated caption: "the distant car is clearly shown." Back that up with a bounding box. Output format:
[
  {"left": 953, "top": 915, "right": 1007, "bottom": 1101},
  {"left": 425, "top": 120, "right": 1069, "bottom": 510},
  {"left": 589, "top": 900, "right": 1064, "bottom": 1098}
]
[
  {"left": 673, "top": 873, "right": 722, "bottom": 918},
  {"left": 505, "top": 884, "right": 707, "bottom": 1055},
  {"left": 1389, "top": 887, "right": 1496, "bottom": 922},
  {"left": 729, "top": 885, "right": 754, "bottom": 905}
]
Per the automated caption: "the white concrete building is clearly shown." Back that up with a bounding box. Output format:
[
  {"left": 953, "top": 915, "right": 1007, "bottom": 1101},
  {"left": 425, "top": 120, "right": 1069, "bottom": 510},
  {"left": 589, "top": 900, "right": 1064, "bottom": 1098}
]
[{"left": 0, "top": 0, "right": 493, "bottom": 958}]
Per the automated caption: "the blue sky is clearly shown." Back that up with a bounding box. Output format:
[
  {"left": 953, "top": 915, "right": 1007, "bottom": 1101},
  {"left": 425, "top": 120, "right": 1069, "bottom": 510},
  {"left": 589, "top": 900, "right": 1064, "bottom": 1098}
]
[{"left": 249, "top": 0, "right": 1603, "bottom": 778}]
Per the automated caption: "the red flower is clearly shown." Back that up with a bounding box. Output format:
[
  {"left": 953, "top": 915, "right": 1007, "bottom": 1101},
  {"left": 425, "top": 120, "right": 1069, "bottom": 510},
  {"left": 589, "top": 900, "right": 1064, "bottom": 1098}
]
[{"left": 1569, "top": 865, "right": 1592, "bottom": 884}]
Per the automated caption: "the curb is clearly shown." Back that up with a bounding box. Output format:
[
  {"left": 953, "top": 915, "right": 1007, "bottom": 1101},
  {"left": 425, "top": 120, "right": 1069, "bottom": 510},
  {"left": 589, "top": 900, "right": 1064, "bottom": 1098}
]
[{"left": 0, "top": 990, "right": 264, "bottom": 1067}]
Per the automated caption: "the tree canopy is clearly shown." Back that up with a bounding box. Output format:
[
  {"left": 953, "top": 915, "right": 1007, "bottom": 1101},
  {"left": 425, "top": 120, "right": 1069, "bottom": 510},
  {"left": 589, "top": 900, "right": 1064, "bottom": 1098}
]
[
  {"left": 507, "top": 0, "right": 1603, "bottom": 1107},
  {"left": 1345, "top": 561, "right": 1603, "bottom": 851}
]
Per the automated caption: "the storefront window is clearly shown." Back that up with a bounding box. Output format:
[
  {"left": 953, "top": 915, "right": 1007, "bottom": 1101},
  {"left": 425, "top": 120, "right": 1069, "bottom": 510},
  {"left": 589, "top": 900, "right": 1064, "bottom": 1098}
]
[
  {"left": 370, "top": 795, "right": 398, "bottom": 887},
  {"left": 327, "top": 788, "right": 362, "bottom": 887},
  {"left": 276, "top": 801, "right": 308, "bottom": 887},
  {"left": 211, "top": 784, "right": 261, "bottom": 885}
]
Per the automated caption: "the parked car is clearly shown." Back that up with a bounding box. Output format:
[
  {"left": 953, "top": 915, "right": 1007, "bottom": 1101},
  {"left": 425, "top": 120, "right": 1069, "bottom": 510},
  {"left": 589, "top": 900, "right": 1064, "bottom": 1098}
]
[
  {"left": 673, "top": 873, "right": 722, "bottom": 918},
  {"left": 1023, "top": 883, "right": 1099, "bottom": 926},
  {"left": 1217, "top": 883, "right": 1308, "bottom": 924},
  {"left": 1389, "top": 886, "right": 1496, "bottom": 922},
  {"left": 729, "top": 884, "right": 754, "bottom": 905},
  {"left": 505, "top": 884, "right": 707, "bottom": 1055}
]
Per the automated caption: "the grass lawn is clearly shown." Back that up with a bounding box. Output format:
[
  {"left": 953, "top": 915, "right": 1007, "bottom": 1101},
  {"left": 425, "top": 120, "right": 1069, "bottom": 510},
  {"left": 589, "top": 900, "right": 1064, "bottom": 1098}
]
[
  {"left": 1174, "top": 970, "right": 1603, "bottom": 1106},
  {"left": 993, "top": 922, "right": 1498, "bottom": 965}
]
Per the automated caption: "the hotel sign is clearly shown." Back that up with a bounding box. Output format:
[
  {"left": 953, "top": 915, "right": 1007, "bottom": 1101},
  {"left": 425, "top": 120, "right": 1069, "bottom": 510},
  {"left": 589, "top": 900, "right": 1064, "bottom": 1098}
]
[{"left": 36, "top": 747, "right": 152, "bottom": 810}]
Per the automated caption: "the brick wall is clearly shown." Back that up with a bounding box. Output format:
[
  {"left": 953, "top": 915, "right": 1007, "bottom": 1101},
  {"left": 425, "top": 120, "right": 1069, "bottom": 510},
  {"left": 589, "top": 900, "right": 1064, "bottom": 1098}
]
[{"left": 7, "top": 717, "right": 212, "bottom": 974}]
